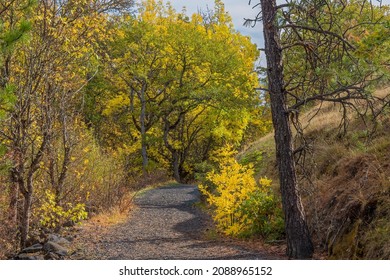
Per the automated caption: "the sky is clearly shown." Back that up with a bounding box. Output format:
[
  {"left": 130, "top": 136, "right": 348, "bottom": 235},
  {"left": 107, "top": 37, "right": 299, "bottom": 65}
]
[
  {"left": 161, "top": 0, "right": 390, "bottom": 50},
  {"left": 163, "top": 0, "right": 264, "bottom": 46}
]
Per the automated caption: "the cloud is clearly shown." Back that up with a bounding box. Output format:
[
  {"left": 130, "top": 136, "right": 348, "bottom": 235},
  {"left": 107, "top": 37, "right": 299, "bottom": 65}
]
[{"left": 159, "top": 0, "right": 390, "bottom": 48}]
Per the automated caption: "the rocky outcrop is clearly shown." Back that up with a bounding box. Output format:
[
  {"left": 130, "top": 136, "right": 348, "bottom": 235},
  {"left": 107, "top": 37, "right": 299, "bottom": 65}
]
[
  {"left": 14, "top": 234, "right": 72, "bottom": 260},
  {"left": 43, "top": 241, "right": 68, "bottom": 256}
]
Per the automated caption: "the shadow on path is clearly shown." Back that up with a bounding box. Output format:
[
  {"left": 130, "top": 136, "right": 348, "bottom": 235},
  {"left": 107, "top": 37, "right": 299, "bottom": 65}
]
[{"left": 72, "top": 184, "right": 280, "bottom": 260}]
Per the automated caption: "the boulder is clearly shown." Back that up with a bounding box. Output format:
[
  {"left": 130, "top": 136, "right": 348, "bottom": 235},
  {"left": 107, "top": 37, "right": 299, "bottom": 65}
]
[
  {"left": 47, "top": 234, "right": 70, "bottom": 246},
  {"left": 43, "top": 241, "right": 68, "bottom": 256}
]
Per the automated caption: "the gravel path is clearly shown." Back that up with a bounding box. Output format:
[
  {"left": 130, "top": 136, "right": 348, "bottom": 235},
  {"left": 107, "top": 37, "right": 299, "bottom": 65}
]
[{"left": 70, "top": 184, "right": 280, "bottom": 260}]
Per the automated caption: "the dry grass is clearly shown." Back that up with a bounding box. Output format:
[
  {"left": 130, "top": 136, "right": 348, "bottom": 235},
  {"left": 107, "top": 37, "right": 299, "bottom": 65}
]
[
  {"left": 374, "top": 85, "right": 390, "bottom": 98},
  {"left": 75, "top": 179, "right": 177, "bottom": 230},
  {"left": 86, "top": 193, "right": 135, "bottom": 226},
  {"left": 0, "top": 186, "right": 17, "bottom": 259},
  {"left": 240, "top": 86, "right": 390, "bottom": 259},
  {"left": 87, "top": 201, "right": 133, "bottom": 227},
  {"left": 0, "top": 221, "right": 17, "bottom": 259},
  {"left": 302, "top": 106, "right": 390, "bottom": 259},
  {"left": 300, "top": 103, "right": 344, "bottom": 134},
  {"left": 239, "top": 132, "right": 275, "bottom": 156}
]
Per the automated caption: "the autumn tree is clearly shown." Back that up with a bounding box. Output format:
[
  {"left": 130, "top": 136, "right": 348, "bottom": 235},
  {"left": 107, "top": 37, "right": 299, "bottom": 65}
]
[
  {"left": 247, "top": 0, "right": 390, "bottom": 259},
  {"left": 100, "top": 0, "right": 260, "bottom": 182},
  {"left": 0, "top": 1, "right": 35, "bottom": 235},
  {"left": 106, "top": 3, "right": 173, "bottom": 174},
  {"left": 0, "top": 0, "right": 124, "bottom": 248},
  {"left": 0, "top": 0, "right": 34, "bottom": 130},
  {"left": 0, "top": 0, "right": 33, "bottom": 82}
]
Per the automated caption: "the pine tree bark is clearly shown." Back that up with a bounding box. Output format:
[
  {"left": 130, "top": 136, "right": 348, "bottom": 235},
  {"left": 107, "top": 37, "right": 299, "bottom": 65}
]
[{"left": 260, "top": 0, "right": 313, "bottom": 259}]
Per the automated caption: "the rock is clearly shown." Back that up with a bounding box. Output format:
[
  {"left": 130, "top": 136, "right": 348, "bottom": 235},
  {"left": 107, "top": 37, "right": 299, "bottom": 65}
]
[
  {"left": 21, "top": 243, "right": 43, "bottom": 254},
  {"left": 17, "top": 253, "right": 44, "bottom": 260},
  {"left": 47, "top": 234, "right": 70, "bottom": 246},
  {"left": 43, "top": 241, "right": 68, "bottom": 256},
  {"left": 45, "top": 252, "right": 61, "bottom": 260},
  {"left": 47, "top": 234, "right": 60, "bottom": 242}
]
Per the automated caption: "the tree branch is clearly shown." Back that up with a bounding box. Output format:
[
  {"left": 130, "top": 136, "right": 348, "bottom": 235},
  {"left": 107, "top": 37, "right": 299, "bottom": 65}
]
[{"left": 280, "top": 24, "right": 356, "bottom": 50}]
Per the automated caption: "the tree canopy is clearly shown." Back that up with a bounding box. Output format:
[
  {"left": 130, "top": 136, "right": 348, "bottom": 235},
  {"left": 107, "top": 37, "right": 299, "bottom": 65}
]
[
  {"left": 1, "top": 0, "right": 388, "bottom": 260},
  {"left": 90, "top": 0, "right": 264, "bottom": 182}
]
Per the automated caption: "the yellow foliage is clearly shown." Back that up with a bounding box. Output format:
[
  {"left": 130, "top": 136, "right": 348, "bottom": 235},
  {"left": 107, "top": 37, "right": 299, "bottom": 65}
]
[
  {"left": 36, "top": 190, "right": 88, "bottom": 229},
  {"left": 199, "top": 145, "right": 276, "bottom": 237}
]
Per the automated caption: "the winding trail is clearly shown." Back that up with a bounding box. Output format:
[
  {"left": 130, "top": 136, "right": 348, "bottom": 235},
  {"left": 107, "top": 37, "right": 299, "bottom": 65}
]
[{"left": 70, "top": 184, "right": 281, "bottom": 260}]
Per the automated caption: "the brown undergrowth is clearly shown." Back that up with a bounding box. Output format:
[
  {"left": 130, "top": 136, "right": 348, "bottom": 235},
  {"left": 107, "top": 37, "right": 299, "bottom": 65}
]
[{"left": 239, "top": 86, "right": 390, "bottom": 259}]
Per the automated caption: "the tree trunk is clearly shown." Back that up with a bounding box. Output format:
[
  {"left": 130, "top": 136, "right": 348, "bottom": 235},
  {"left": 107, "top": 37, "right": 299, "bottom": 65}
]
[
  {"left": 260, "top": 0, "right": 313, "bottom": 259},
  {"left": 172, "top": 151, "right": 181, "bottom": 183},
  {"left": 8, "top": 168, "right": 19, "bottom": 224},
  {"left": 139, "top": 83, "right": 149, "bottom": 174},
  {"left": 17, "top": 172, "right": 33, "bottom": 248},
  {"left": 20, "top": 188, "right": 32, "bottom": 248},
  {"left": 163, "top": 117, "right": 184, "bottom": 183}
]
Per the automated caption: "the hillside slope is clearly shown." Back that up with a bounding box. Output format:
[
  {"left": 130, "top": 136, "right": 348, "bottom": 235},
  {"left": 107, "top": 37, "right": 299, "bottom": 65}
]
[{"left": 239, "top": 86, "right": 390, "bottom": 259}]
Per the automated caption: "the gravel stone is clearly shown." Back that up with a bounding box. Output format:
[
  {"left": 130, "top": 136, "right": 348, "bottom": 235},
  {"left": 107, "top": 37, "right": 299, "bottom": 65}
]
[{"left": 69, "top": 184, "right": 278, "bottom": 260}]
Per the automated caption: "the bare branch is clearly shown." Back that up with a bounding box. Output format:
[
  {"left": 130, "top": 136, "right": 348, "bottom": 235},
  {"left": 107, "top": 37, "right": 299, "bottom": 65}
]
[{"left": 280, "top": 24, "right": 356, "bottom": 50}]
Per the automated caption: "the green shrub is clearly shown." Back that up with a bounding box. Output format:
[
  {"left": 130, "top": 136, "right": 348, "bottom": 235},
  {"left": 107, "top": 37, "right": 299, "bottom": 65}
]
[
  {"left": 239, "top": 187, "right": 285, "bottom": 240},
  {"left": 199, "top": 146, "right": 284, "bottom": 239}
]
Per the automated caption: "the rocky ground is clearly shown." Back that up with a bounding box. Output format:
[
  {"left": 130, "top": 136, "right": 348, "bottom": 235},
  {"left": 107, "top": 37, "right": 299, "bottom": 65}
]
[{"left": 14, "top": 233, "right": 72, "bottom": 260}]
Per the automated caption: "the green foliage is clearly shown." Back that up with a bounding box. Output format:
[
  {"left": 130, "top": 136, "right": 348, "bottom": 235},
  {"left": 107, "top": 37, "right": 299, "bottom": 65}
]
[
  {"left": 0, "top": 0, "right": 136, "bottom": 252},
  {"left": 0, "top": 0, "right": 34, "bottom": 51},
  {"left": 199, "top": 146, "right": 284, "bottom": 239},
  {"left": 96, "top": 0, "right": 263, "bottom": 181},
  {"left": 0, "top": 20, "right": 32, "bottom": 50},
  {"left": 239, "top": 186, "right": 285, "bottom": 240},
  {"left": 37, "top": 190, "right": 88, "bottom": 230},
  {"left": 0, "top": 1, "right": 34, "bottom": 125},
  {"left": 0, "top": 84, "right": 16, "bottom": 118},
  {"left": 194, "top": 161, "right": 215, "bottom": 182},
  {"left": 281, "top": 0, "right": 390, "bottom": 109},
  {"left": 238, "top": 150, "right": 264, "bottom": 172},
  {"left": 347, "top": 129, "right": 370, "bottom": 152}
]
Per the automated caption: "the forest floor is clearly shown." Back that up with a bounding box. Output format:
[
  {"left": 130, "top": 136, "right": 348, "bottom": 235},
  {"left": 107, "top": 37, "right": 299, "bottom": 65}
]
[{"left": 66, "top": 184, "right": 286, "bottom": 260}]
